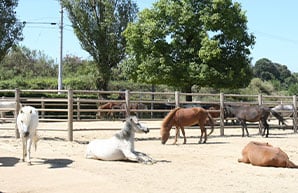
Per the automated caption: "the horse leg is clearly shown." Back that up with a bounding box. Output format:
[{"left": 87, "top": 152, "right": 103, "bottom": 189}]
[
  {"left": 258, "top": 121, "right": 263, "bottom": 135},
  {"left": 135, "top": 151, "right": 156, "bottom": 164},
  {"left": 198, "top": 122, "right": 206, "bottom": 144},
  {"left": 26, "top": 137, "right": 33, "bottom": 165},
  {"left": 173, "top": 127, "right": 179, "bottom": 145},
  {"left": 180, "top": 127, "right": 186, "bottom": 144},
  {"left": 240, "top": 120, "right": 249, "bottom": 137},
  {"left": 21, "top": 137, "right": 26, "bottom": 162},
  {"left": 262, "top": 120, "right": 269, "bottom": 137},
  {"left": 122, "top": 149, "right": 139, "bottom": 162}
]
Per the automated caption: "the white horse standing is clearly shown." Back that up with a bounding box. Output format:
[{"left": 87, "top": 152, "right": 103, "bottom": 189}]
[
  {"left": 17, "top": 106, "right": 39, "bottom": 165},
  {"left": 86, "top": 116, "right": 156, "bottom": 164}
]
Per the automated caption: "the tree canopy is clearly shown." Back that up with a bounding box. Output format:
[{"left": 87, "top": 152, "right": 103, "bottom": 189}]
[
  {"left": 122, "top": 0, "right": 255, "bottom": 93},
  {"left": 61, "top": 0, "right": 138, "bottom": 90},
  {"left": 0, "top": 0, "right": 24, "bottom": 62},
  {"left": 253, "top": 58, "right": 297, "bottom": 89}
]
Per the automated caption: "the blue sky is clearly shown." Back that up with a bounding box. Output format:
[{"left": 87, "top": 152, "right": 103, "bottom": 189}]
[{"left": 16, "top": 0, "right": 298, "bottom": 72}]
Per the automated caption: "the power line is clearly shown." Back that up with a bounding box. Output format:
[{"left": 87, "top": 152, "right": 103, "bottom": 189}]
[{"left": 23, "top": 21, "right": 58, "bottom": 25}]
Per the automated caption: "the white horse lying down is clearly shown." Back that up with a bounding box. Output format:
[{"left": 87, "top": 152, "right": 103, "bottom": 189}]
[
  {"left": 17, "top": 106, "right": 39, "bottom": 165},
  {"left": 0, "top": 101, "right": 22, "bottom": 120},
  {"left": 86, "top": 116, "right": 156, "bottom": 164}
]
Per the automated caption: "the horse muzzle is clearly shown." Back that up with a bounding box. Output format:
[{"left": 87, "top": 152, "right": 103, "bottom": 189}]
[
  {"left": 144, "top": 127, "right": 150, "bottom": 133},
  {"left": 23, "top": 131, "right": 30, "bottom": 137}
]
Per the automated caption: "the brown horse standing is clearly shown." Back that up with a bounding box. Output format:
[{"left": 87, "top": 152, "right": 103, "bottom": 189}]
[
  {"left": 97, "top": 102, "right": 122, "bottom": 119},
  {"left": 160, "top": 107, "right": 214, "bottom": 144}
]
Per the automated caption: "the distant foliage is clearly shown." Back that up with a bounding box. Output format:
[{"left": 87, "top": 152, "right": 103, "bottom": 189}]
[{"left": 0, "top": 0, "right": 24, "bottom": 62}]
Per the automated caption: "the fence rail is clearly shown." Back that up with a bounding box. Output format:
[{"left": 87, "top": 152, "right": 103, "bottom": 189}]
[{"left": 0, "top": 89, "right": 297, "bottom": 141}]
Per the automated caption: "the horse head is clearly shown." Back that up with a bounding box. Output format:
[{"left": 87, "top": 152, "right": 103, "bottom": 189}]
[
  {"left": 160, "top": 108, "right": 180, "bottom": 144},
  {"left": 127, "top": 116, "right": 149, "bottom": 134},
  {"left": 223, "top": 104, "right": 235, "bottom": 118}
]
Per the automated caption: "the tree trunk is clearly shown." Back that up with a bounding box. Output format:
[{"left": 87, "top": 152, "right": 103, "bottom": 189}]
[{"left": 182, "top": 86, "right": 192, "bottom": 102}]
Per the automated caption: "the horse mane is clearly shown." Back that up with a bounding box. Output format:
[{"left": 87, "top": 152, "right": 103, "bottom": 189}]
[{"left": 161, "top": 107, "right": 180, "bottom": 129}]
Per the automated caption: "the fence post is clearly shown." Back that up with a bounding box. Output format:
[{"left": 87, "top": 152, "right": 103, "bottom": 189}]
[
  {"left": 175, "top": 91, "right": 180, "bottom": 107},
  {"left": 15, "top": 88, "right": 20, "bottom": 138},
  {"left": 77, "top": 97, "right": 80, "bottom": 121},
  {"left": 68, "top": 89, "right": 73, "bottom": 141},
  {"left": 258, "top": 94, "right": 263, "bottom": 105},
  {"left": 293, "top": 95, "right": 297, "bottom": 133},
  {"left": 125, "top": 90, "right": 130, "bottom": 117},
  {"left": 41, "top": 97, "right": 45, "bottom": 119},
  {"left": 219, "top": 92, "right": 225, "bottom": 136}
]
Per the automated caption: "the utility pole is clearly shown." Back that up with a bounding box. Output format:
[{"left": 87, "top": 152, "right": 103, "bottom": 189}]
[{"left": 58, "top": 2, "right": 63, "bottom": 93}]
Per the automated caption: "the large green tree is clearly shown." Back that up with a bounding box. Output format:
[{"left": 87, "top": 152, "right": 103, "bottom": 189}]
[
  {"left": 0, "top": 0, "right": 24, "bottom": 62},
  {"left": 61, "top": 0, "right": 138, "bottom": 90},
  {"left": 122, "top": 0, "right": 255, "bottom": 95}
]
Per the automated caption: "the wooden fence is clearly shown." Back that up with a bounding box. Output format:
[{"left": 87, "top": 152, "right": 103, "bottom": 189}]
[{"left": 0, "top": 89, "right": 297, "bottom": 141}]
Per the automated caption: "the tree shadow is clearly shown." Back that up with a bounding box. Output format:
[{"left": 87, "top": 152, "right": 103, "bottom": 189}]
[{"left": 0, "top": 157, "right": 20, "bottom": 167}]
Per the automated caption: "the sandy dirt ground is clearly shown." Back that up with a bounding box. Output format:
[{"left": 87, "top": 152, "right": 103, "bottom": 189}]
[{"left": 1, "top": 120, "right": 298, "bottom": 193}]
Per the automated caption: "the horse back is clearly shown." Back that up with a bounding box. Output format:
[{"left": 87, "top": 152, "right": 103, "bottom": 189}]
[{"left": 174, "top": 107, "right": 208, "bottom": 126}]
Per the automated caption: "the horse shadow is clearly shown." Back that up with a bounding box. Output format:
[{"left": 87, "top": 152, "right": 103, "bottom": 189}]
[
  {"left": 33, "top": 158, "right": 74, "bottom": 169},
  {"left": 42, "top": 158, "right": 74, "bottom": 169},
  {"left": 0, "top": 157, "right": 19, "bottom": 167}
]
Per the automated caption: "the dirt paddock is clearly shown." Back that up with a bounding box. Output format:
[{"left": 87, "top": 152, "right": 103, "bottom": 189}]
[{"left": 1, "top": 120, "right": 298, "bottom": 193}]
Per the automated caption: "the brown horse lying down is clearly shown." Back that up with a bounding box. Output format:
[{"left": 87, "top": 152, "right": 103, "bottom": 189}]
[{"left": 238, "top": 141, "right": 298, "bottom": 168}]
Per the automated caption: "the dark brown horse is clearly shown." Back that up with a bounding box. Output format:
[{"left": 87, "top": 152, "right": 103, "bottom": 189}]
[
  {"left": 208, "top": 104, "right": 220, "bottom": 118},
  {"left": 160, "top": 107, "right": 214, "bottom": 144},
  {"left": 224, "top": 104, "right": 285, "bottom": 137}
]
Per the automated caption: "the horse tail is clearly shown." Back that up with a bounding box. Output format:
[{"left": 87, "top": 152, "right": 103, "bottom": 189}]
[
  {"left": 161, "top": 107, "right": 180, "bottom": 129},
  {"left": 207, "top": 112, "right": 214, "bottom": 136},
  {"left": 270, "top": 109, "right": 286, "bottom": 126}
]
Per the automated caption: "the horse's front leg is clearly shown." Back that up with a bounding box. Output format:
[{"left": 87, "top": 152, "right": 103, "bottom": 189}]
[
  {"left": 135, "top": 151, "right": 157, "bottom": 164},
  {"left": 21, "top": 137, "right": 26, "bottom": 162},
  {"left": 122, "top": 149, "right": 139, "bottom": 162},
  {"left": 26, "top": 137, "right": 33, "bottom": 165},
  {"left": 240, "top": 120, "right": 249, "bottom": 137},
  {"left": 173, "top": 127, "right": 179, "bottom": 145}
]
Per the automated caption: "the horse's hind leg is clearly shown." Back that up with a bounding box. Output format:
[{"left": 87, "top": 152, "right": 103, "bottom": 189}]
[
  {"left": 180, "top": 127, "right": 186, "bottom": 144},
  {"left": 198, "top": 123, "right": 207, "bottom": 144}
]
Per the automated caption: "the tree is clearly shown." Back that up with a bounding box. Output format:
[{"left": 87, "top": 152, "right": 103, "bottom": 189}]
[
  {"left": 0, "top": 46, "right": 56, "bottom": 80},
  {"left": 253, "top": 58, "right": 297, "bottom": 88},
  {"left": 0, "top": 0, "right": 24, "bottom": 62},
  {"left": 61, "top": 0, "right": 138, "bottom": 90},
  {"left": 122, "top": 0, "right": 255, "bottom": 97}
]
